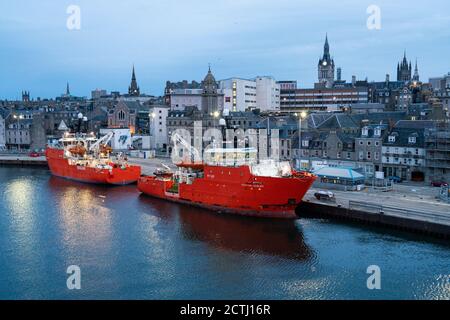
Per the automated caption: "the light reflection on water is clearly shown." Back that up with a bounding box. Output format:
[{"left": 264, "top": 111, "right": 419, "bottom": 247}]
[{"left": 0, "top": 167, "right": 449, "bottom": 300}]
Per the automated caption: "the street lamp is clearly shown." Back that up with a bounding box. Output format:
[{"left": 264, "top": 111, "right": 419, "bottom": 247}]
[
  {"left": 82, "top": 116, "right": 88, "bottom": 133},
  {"left": 295, "top": 111, "right": 307, "bottom": 170},
  {"left": 149, "top": 112, "right": 156, "bottom": 148}
]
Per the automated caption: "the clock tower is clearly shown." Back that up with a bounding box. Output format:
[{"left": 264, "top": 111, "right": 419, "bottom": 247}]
[{"left": 318, "top": 34, "right": 335, "bottom": 87}]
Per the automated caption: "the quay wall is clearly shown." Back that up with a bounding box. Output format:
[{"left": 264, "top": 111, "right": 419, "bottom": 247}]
[
  {"left": 0, "top": 157, "right": 48, "bottom": 167},
  {"left": 297, "top": 201, "right": 450, "bottom": 239}
]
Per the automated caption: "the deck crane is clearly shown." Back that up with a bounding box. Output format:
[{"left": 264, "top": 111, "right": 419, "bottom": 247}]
[
  {"left": 89, "top": 132, "right": 114, "bottom": 152},
  {"left": 171, "top": 132, "right": 202, "bottom": 164}
]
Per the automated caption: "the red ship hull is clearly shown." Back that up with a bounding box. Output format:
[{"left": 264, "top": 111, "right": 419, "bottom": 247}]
[
  {"left": 45, "top": 147, "right": 141, "bottom": 185},
  {"left": 138, "top": 165, "right": 316, "bottom": 218}
]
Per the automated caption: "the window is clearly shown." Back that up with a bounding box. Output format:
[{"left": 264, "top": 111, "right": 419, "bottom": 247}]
[
  {"left": 367, "top": 152, "right": 371, "bottom": 160},
  {"left": 408, "top": 136, "right": 416, "bottom": 144},
  {"left": 388, "top": 135, "right": 396, "bottom": 143},
  {"left": 337, "top": 152, "right": 341, "bottom": 159},
  {"left": 359, "top": 151, "right": 363, "bottom": 160},
  {"left": 375, "top": 152, "right": 379, "bottom": 160}
]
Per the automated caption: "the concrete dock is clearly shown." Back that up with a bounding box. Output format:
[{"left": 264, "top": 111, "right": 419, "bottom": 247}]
[
  {"left": 0, "top": 155, "right": 48, "bottom": 166},
  {"left": 299, "top": 187, "right": 450, "bottom": 239}
]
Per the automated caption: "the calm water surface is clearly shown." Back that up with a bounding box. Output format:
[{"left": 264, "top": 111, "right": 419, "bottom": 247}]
[{"left": 0, "top": 167, "right": 449, "bottom": 299}]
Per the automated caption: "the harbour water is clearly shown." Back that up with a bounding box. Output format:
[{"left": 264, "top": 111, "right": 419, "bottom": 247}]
[{"left": 0, "top": 167, "right": 449, "bottom": 300}]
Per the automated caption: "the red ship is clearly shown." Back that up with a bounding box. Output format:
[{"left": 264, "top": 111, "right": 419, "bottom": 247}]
[
  {"left": 138, "top": 145, "right": 316, "bottom": 218},
  {"left": 45, "top": 132, "right": 141, "bottom": 185}
]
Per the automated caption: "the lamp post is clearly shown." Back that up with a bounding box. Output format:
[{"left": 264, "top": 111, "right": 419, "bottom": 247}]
[
  {"left": 209, "top": 111, "right": 220, "bottom": 148},
  {"left": 82, "top": 116, "right": 88, "bottom": 133},
  {"left": 77, "top": 112, "right": 83, "bottom": 134},
  {"left": 295, "top": 111, "right": 307, "bottom": 170},
  {"left": 149, "top": 112, "right": 156, "bottom": 149},
  {"left": 210, "top": 111, "right": 220, "bottom": 129}
]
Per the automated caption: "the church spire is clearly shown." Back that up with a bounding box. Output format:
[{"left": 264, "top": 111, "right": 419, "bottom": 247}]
[
  {"left": 66, "top": 82, "right": 70, "bottom": 96},
  {"left": 132, "top": 65, "right": 136, "bottom": 81},
  {"left": 413, "top": 58, "right": 420, "bottom": 82},
  {"left": 128, "top": 64, "right": 140, "bottom": 96}
]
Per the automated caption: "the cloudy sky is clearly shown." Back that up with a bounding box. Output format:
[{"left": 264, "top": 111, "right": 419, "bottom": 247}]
[{"left": 1, "top": 0, "right": 449, "bottom": 99}]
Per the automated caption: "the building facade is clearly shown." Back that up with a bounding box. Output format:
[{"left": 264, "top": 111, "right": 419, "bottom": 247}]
[
  {"left": 354, "top": 124, "right": 388, "bottom": 176},
  {"left": 280, "top": 86, "right": 369, "bottom": 113},
  {"left": 107, "top": 100, "right": 137, "bottom": 134},
  {"left": 0, "top": 114, "right": 5, "bottom": 149},
  {"left": 6, "top": 120, "right": 32, "bottom": 151},
  {"left": 220, "top": 76, "right": 280, "bottom": 112},
  {"left": 381, "top": 122, "right": 427, "bottom": 181},
  {"left": 425, "top": 121, "right": 450, "bottom": 183},
  {"left": 149, "top": 105, "right": 169, "bottom": 150},
  {"left": 165, "top": 68, "right": 224, "bottom": 113}
]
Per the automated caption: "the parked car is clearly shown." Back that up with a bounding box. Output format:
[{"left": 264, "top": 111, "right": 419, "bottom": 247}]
[
  {"left": 28, "top": 152, "right": 40, "bottom": 158},
  {"left": 388, "top": 176, "right": 402, "bottom": 183},
  {"left": 314, "top": 190, "right": 335, "bottom": 201},
  {"left": 431, "top": 180, "right": 448, "bottom": 187}
]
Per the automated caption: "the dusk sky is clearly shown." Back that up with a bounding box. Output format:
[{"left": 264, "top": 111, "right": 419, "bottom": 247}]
[{"left": 1, "top": 0, "right": 449, "bottom": 100}]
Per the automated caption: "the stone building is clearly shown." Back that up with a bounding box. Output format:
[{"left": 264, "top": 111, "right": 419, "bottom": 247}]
[
  {"left": 381, "top": 121, "right": 432, "bottom": 181},
  {"left": 0, "top": 113, "right": 5, "bottom": 149},
  {"left": 107, "top": 100, "right": 137, "bottom": 134},
  {"left": 6, "top": 119, "right": 32, "bottom": 151},
  {"left": 165, "top": 67, "right": 224, "bottom": 112},
  {"left": 30, "top": 113, "right": 47, "bottom": 150},
  {"left": 424, "top": 121, "right": 450, "bottom": 183},
  {"left": 355, "top": 124, "right": 389, "bottom": 176},
  {"left": 149, "top": 105, "right": 169, "bottom": 150}
]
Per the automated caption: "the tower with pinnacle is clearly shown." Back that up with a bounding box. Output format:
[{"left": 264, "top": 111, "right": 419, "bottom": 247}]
[
  {"left": 128, "top": 65, "right": 140, "bottom": 96},
  {"left": 201, "top": 65, "right": 219, "bottom": 115},
  {"left": 412, "top": 59, "right": 420, "bottom": 82},
  {"left": 397, "top": 52, "right": 412, "bottom": 82},
  {"left": 318, "top": 34, "right": 335, "bottom": 88}
]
